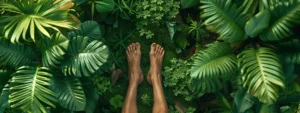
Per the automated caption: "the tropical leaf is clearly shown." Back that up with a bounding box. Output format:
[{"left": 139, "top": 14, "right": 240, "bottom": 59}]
[
  {"left": 39, "top": 33, "right": 69, "bottom": 67},
  {"left": 9, "top": 66, "right": 57, "bottom": 113},
  {"left": 245, "top": 10, "right": 271, "bottom": 38},
  {"left": 190, "top": 42, "right": 237, "bottom": 93},
  {"left": 62, "top": 36, "right": 109, "bottom": 77},
  {"left": 0, "top": 39, "right": 35, "bottom": 68},
  {"left": 238, "top": 47, "right": 285, "bottom": 104},
  {"left": 80, "top": 78, "right": 99, "bottom": 113},
  {"left": 259, "top": 104, "right": 275, "bottom": 113},
  {"left": 0, "top": 0, "right": 77, "bottom": 43},
  {"left": 68, "top": 21, "right": 102, "bottom": 40},
  {"left": 0, "top": 83, "right": 9, "bottom": 113},
  {"left": 277, "top": 39, "right": 300, "bottom": 64},
  {"left": 95, "top": 0, "right": 115, "bottom": 13},
  {"left": 200, "top": 0, "right": 248, "bottom": 42},
  {"left": 234, "top": 89, "right": 254, "bottom": 112},
  {"left": 260, "top": 0, "right": 300, "bottom": 41},
  {"left": 52, "top": 75, "right": 86, "bottom": 111},
  {"left": 181, "top": 0, "right": 198, "bottom": 9}
]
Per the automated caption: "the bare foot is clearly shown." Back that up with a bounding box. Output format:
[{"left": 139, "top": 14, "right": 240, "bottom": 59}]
[
  {"left": 126, "top": 43, "right": 143, "bottom": 85},
  {"left": 147, "top": 43, "right": 165, "bottom": 85}
]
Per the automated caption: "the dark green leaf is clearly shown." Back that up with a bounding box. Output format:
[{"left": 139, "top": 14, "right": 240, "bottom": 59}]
[
  {"left": 52, "top": 76, "right": 86, "bottom": 111},
  {"left": 0, "top": 39, "right": 35, "bottom": 68},
  {"left": 68, "top": 21, "right": 102, "bottom": 40},
  {"left": 245, "top": 10, "right": 271, "bottom": 38},
  {"left": 181, "top": 0, "right": 199, "bottom": 9},
  {"left": 95, "top": 0, "right": 115, "bottom": 13},
  {"left": 234, "top": 89, "right": 254, "bottom": 112}
]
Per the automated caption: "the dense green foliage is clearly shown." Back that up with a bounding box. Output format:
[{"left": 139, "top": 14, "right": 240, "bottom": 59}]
[{"left": 0, "top": 0, "right": 300, "bottom": 113}]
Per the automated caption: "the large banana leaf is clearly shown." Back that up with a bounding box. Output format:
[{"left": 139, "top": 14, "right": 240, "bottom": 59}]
[
  {"left": 0, "top": 39, "right": 35, "bottom": 68},
  {"left": 200, "top": 0, "right": 248, "bottom": 42},
  {"left": 52, "top": 75, "right": 86, "bottom": 111},
  {"left": 0, "top": 0, "right": 77, "bottom": 43},
  {"left": 260, "top": 0, "right": 300, "bottom": 41},
  {"left": 238, "top": 47, "right": 285, "bottom": 104},
  {"left": 62, "top": 36, "right": 109, "bottom": 77},
  {"left": 68, "top": 21, "right": 102, "bottom": 40},
  {"left": 39, "top": 33, "right": 69, "bottom": 67},
  {"left": 9, "top": 66, "right": 57, "bottom": 113},
  {"left": 190, "top": 42, "right": 237, "bottom": 93}
]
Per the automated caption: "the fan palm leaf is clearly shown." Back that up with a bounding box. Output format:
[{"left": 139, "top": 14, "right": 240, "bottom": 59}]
[
  {"left": 9, "top": 66, "right": 57, "bottom": 113},
  {"left": 200, "top": 0, "right": 248, "bottom": 42},
  {"left": 260, "top": 0, "right": 300, "bottom": 41},
  {"left": 0, "top": 0, "right": 77, "bottom": 43},
  {"left": 0, "top": 39, "right": 35, "bottom": 68},
  {"left": 190, "top": 42, "right": 237, "bottom": 93},
  {"left": 39, "top": 33, "right": 69, "bottom": 67},
  {"left": 62, "top": 36, "right": 109, "bottom": 77},
  {"left": 238, "top": 47, "right": 285, "bottom": 104},
  {"left": 52, "top": 75, "right": 86, "bottom": 111}
]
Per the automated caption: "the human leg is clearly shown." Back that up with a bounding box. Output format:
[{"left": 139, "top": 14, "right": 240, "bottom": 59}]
[
  {"left": 147, "top": 43, "right": 168, "bottom": 113},
  {"left": 121, "top": 43, "right": 143, "bottom": 113}
]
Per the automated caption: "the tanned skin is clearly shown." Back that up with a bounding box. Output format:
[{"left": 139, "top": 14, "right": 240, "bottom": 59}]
[{"left": 121, "top": 43, "right": 168, "bottom": 113}]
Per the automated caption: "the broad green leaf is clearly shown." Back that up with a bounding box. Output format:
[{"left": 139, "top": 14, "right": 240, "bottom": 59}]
[
  {"left": 259, "top": 104, "right": 275, "bottom": 113},
  {"left": 260, "top": 0, "right": 300, "bottom": 41},
  {"left": 95, "top": 0, "right": 115, "bottom": 13},
  {"left": 200, "top": 0, "right": 248, "bottom": 42},
  {"left": 245, "top": 10, "right": 271, "bottom": 38},
  {"left": 238, "top": 47, "right": 285, "bottom": 104},
  {"left": 181, "top": 0, "right": 198, "bottom": 9},
  {"left": 62, "top": 36, "right": 109, "bottom": 77},
  {"left": 9, "top": 66, "right": 57, "bottom": 113},
  {"left": 52, "top": 76, "right": 86, "bottom": 111},
  {"left": 234, "top": 89, "right": 254, "bottom": 112},
  {"left": 40, "top": 33, "right": 69, "bottom": 68},
  {"left": 68, "top": 21, "right": 102, "bottom": 40},
  {"left": 190, "top": 42, "right": 237, "bottom": 94},
  {"left": 0, "top": 39, "right": 35, "bottom": 68}
]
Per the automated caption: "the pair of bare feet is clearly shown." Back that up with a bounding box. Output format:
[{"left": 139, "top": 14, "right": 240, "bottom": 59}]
[{"left": 126, "top": 42, "right": 164, "bottom": 85}]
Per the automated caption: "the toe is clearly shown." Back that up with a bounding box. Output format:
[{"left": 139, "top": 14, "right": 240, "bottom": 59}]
[
  {"left": 150, "top": 43, "right": 156, "bottom": 54},
  {"left": 136, "top": 42, "right": 141, "bottom": 53}
]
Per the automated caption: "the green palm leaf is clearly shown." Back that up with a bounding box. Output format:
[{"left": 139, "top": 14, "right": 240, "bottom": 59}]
[
  {"left": 0, "top": 39, "right": 35, "bottom": 68},
  {"left": 52, "top": 75, "right": 86, "bottom": 111},
  {"left": 260, "top": 0, "right": 300, "bottom": 41},
  {"left": 238, "top": 47, "right": 285, "bottom": 104},
  {"left": 9, "top": 66, "right": 57, "bottom": 113},
  {"left": 62, "top": 36, "right": 109, "bottom": 77},
  {"left": 0, "top": 0, "right": 77, "bottom": 43},
  {"left": 68, "top": 21, "right": 102, "bottom": 40},
  {"left": 190, "top": 42, "right": 237, "bottom": 93},
  {"left": 200, "top": 0, "right": 248, "bottom": 42},
  {"left": 39, "top": 33, "right": 69, "bottom": 67}
]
